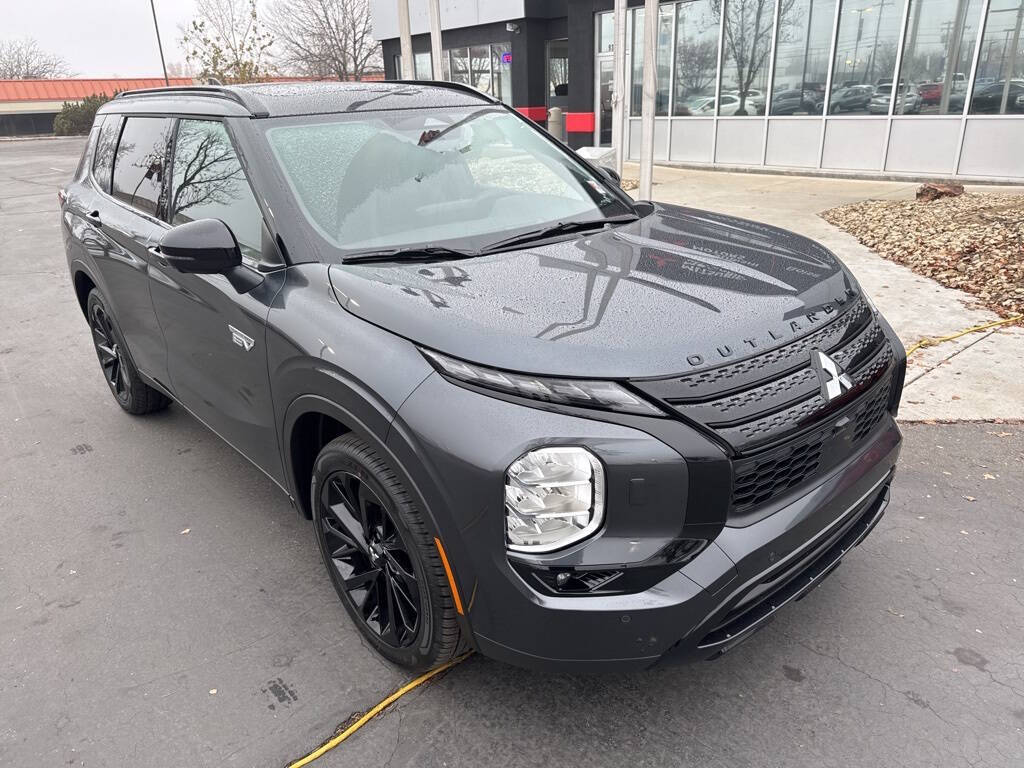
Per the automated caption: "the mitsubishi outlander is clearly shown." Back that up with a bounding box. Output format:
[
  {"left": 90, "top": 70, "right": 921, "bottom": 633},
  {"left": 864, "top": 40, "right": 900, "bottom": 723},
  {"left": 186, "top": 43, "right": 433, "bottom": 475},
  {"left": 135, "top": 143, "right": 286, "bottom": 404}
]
[{"left": 60, "top": 82, "right": 905, "bottom": 671}]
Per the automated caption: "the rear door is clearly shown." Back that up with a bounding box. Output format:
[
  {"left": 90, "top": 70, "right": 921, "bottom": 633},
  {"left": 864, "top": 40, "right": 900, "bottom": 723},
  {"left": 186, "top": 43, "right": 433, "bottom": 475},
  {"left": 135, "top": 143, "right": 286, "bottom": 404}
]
[
  {"left": 81, "top": 114, "right": 173, "bottom": 385},
  {"left": 149, "top": 117, "right": 285, "bottom": 482}
]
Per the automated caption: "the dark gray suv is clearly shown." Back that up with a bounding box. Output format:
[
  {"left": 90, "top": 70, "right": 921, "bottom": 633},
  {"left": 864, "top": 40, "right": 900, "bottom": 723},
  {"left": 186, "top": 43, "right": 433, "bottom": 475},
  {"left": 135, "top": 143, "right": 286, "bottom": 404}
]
[{"left": 60, "top": 82, "right": 905, "bottom": 671}]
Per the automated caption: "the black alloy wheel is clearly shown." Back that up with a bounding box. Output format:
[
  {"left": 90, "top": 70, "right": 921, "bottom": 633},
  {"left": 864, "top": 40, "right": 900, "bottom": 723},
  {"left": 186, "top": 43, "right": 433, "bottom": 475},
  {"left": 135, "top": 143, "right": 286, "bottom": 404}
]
[
  {"left": 85, "top": 290, "right": 170, "bottom": 415},
  {"left": 311, "top": 434, "right": 462, "bottom": 669},
  {"left": 90, "top": 300, "right": 131, "bottom": 404},
  {"left": 319, "top": 470, "right": 421, "bottom": 647}
]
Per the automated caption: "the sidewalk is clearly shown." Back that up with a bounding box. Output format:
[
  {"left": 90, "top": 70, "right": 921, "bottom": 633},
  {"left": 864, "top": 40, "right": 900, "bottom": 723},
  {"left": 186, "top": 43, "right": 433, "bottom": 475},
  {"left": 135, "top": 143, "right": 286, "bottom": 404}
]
[{"left": 627, "top": 163, "right": 1024, "bottom": 422}]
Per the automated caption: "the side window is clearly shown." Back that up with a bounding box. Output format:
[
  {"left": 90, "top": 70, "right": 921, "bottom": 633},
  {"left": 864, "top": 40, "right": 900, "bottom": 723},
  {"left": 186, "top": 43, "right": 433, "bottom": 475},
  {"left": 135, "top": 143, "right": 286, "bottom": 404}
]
[
  {"left": 111, "top": 116, "right": 173, "bottom": 217},
  {"left": 168, "top": 119, "right": 264, "bottom": 261},
  {"left": 92, "top": 115, "right": 121, "bottom": 193}
]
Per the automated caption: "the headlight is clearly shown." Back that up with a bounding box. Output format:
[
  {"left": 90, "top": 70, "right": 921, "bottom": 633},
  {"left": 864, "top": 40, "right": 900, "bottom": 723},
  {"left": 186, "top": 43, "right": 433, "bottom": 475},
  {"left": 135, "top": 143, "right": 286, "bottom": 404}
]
[
  {"left": 421, "top": 348, "right": 663, "bottom": 416},
  {"left": 505, "top": 447, "right": 604, "bottom": 553}
]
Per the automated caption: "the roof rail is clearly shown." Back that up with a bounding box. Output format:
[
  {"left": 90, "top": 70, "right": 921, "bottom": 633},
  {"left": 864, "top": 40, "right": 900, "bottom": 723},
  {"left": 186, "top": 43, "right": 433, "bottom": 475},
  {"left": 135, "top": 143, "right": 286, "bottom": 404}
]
[
  {"left": 388, "top": 79, "right": 499, "bottom": 104},
  {"left": 114, "top": 86, "right": 269, "bottom": 118}
]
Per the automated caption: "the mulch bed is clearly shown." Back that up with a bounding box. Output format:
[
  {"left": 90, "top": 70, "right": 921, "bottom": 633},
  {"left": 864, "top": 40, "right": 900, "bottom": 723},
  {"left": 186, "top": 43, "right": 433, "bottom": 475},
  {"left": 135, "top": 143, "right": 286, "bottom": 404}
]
[{"left": 821, "top": 192, "right": 1024, "bottom": 319}]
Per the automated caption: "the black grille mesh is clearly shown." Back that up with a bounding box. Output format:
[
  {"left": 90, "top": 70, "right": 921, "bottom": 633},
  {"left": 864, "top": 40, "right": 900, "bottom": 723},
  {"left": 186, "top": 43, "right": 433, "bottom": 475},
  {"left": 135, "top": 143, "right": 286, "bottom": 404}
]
[{"left": 732, "top": 436, "right": 825, "bottom": 510}]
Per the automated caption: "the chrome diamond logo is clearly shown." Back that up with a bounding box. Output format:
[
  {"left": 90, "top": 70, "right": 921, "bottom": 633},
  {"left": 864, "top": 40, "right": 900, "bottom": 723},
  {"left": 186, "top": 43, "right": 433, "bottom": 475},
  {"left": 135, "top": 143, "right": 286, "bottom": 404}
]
[{"left": 810, "top": 350, "right": 854, "bottom": 401}]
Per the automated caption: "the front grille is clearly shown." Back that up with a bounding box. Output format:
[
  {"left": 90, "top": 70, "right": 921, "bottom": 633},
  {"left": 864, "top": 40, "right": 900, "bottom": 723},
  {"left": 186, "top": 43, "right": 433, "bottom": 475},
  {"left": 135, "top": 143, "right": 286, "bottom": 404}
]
[
  {"left": 729, "top": 374, "right": 892, "bottom": 516},
  {"left": 631, "top": 299, "right": 897, "bottom": 520},
  {"left": 732, "top": 430, "right": 826, "bottom": 511}
]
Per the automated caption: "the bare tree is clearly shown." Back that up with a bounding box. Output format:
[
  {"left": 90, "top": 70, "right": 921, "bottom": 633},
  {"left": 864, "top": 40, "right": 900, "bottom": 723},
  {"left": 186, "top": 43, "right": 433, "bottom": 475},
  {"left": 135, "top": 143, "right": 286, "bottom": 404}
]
[
  {"left": 674, "top": 38, "right": 719, "bottom": 104},
  {"left": 180, "top": 0, "right": 274, "bottom": 83},
  {"left": 712, "top": 0, "right": 796, "bottom": 114},
  {"left": 0, "top": 38, "right": 72, "bottom": 79},
  {"left": 267, "top": 0, "right": 382, "bottom": 80}
]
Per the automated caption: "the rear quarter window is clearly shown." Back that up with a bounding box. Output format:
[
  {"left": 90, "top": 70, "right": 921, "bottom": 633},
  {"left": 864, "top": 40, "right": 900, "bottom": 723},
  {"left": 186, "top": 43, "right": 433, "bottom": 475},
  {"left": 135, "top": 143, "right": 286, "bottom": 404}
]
[
  {"left": 92, "top": 114, "right": 121, "bottom": 194},
  {"left": 111, "top": 116, "right": 173, "bottom": 217}
]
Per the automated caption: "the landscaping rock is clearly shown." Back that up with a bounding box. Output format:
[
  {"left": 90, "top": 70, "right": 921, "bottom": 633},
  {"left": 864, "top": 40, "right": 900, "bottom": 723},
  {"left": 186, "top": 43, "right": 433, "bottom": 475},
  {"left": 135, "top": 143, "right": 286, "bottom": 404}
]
[{"left": 916, "top": 182, "right": 965, "bottom": 202}]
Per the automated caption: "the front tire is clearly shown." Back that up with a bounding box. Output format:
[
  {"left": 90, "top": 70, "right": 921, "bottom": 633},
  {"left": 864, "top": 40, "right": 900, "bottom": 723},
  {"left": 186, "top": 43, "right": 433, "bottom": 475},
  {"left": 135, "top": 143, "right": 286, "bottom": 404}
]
[
  {"left": 311, "top": 434, "right": 462, "bottom": 669},
  {"left": 87, "top": 290, "right": 169, "bottom": 415}
]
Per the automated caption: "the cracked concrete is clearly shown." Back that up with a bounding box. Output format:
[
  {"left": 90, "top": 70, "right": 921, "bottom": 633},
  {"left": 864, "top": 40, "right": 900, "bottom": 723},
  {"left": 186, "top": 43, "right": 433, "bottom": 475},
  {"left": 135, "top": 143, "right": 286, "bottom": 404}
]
[
  {"left": 2, "top": 139, "right": 1022, "bottom": 768},
  {"left": 626, "top": 163, "right": 1024, "bottom": 423}
]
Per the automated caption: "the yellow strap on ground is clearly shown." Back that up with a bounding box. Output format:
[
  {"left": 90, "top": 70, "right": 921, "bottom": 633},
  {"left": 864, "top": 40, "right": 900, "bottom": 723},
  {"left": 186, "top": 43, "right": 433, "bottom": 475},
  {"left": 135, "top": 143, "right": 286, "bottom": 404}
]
[
  {"left": 287, "top": 653, "right": 471, "bottom": 768},
  {"left": 905, "top": 314, "right": 1022, "bottom": 357}
]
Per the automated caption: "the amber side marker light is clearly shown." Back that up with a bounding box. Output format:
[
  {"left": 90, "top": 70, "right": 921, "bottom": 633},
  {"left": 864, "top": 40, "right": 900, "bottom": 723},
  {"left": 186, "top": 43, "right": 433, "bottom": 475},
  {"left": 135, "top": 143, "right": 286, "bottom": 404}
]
[{"left": 434, "top": 537, "right": 465, "bottom": 615}]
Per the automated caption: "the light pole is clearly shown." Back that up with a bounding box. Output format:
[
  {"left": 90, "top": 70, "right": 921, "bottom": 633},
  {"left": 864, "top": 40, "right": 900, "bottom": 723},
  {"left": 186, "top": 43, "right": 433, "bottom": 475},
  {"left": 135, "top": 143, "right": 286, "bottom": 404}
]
[
  {"left": 149, "top": 0, "right": 169, "bottom": 86},
  {"left": 611, "top": 0, "right": 627, "bottom": 175},
  {"left": 428, "top": 0, "right": 443, "bottom": 80},
  {"left": 397, "top": 0, "right": 414, "bottom": 80},
  {"left": 638, "top": 0, "right": 658, "bottom": 200}
]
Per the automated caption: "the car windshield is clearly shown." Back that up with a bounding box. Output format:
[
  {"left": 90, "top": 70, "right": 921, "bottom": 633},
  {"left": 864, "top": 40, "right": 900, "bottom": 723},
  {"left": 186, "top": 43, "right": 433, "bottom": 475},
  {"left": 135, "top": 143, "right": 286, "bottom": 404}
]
[{"left": 261, "top": 106, "right": 633, "bottom": 256}]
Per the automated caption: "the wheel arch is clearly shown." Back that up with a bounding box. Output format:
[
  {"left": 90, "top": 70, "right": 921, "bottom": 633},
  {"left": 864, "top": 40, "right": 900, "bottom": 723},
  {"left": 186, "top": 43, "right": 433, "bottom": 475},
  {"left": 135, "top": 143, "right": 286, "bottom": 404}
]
[
  {"left": 281, "top": 392, "right": 441, "bottom": 531},
  {"left": 71, "top": 261, "right": 99, "bottom": 317}
]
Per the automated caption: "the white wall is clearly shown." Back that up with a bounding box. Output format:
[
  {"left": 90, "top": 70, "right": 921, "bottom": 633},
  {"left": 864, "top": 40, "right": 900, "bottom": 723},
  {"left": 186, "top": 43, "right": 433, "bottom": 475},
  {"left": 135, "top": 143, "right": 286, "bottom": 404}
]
[{"left": 370, "top": 0, "right": 525, "bottom": 40}]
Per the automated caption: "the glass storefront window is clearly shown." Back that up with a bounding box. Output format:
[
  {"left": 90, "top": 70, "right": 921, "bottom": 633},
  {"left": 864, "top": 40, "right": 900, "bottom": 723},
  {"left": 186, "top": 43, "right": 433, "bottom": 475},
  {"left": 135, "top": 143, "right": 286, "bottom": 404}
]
[
  {"left": 970, "top": 0, "right": 1024, "bottom": 114},
  {"left": 719, "top": 0, "right": 777, "bottom": 115},
  {"left": 827, "top": 0, "right": 909, "bottom": 114},
  {"left": 770, "top": 0, "right": 837, "bottom": 114},
  {"left": 451, "top": 47, "right": 470, "bottom": 85},
  {"left": 896, "top": 0, "right": 982, "bottom": 114},
  {"left": 673, "top": 0, "right": 721, "bottom": 115},
  {"left": 415, "top": 52, "right": 432, "bottom": 80},
  {"left": 631, "top": 8, "right": 643, "bottom": 114},
  {"left": 599, "top": 11, "right": 615, "bottom": 53},
  {"left": 629, "top": 6, "right": 674, "bottom": 116},
  {"left": 492, "top": 43, "right": 512, "bottom": 104},
  {"left": 470, "top": 45, "right": 491, "bottom": 92}
]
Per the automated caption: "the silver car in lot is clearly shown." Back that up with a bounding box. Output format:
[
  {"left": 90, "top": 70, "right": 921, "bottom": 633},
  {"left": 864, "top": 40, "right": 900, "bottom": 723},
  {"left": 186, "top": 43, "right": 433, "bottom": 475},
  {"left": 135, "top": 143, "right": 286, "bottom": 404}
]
[{"left": 868, "top": 83, "right": 922, "bottom": 114}]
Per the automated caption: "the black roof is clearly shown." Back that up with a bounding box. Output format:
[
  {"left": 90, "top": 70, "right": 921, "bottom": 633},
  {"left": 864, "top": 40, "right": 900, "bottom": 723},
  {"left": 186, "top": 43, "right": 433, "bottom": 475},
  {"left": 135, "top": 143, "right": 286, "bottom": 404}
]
[{"left": 106, "top": 81, "right": 495, "bottom": 118}]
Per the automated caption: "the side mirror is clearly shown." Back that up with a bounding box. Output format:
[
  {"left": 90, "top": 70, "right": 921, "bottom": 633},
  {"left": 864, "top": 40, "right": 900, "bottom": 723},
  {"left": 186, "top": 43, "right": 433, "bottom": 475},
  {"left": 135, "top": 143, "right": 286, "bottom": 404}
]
[
  {"left": 599, "top": 166, "right": 622, "bottom": 186},
  {"left": 159, "top": 219, "right": 242, "bottom": 274}
]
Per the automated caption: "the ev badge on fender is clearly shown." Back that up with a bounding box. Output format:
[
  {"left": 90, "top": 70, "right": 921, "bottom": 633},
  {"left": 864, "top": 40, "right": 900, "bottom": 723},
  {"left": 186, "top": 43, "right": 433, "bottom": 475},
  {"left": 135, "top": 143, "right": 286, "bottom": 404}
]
[
  {"left": 229, "top": 325, "right": 255, "bottom": 352},
  {"left": 810, "top": 350, "right": 854, "bottom": 401}
]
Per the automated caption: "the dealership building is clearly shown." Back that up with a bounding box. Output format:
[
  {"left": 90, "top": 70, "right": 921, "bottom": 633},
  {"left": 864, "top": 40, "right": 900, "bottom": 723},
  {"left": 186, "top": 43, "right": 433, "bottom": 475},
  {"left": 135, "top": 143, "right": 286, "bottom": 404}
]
[{"left": 371, "top": 0, "right": 1024, "bottom": 181}]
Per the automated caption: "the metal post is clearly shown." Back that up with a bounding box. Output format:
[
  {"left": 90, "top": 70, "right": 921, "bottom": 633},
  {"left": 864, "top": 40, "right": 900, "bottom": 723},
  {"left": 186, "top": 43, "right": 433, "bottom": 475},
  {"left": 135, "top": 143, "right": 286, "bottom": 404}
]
[
  {"left": 149, "top": 0, "right": 169, "bottom": 86},
  {"left": 1000, "top": 3, "right": 1024, "bottom": 113},
  {"left": 939, "top": 0, "right": 969, "bottom": 113},
  {"left": 428, "top": 0, "right": 444, "bottom": 80},
  {"left": 612, "top": 0, "right": 627, "bottom": 175},
  {"left": 397, "top": 0, "right": 415, "bottom": 80},
  {"left": 638, "top": 0, "right": 659, "bottom": 200}
]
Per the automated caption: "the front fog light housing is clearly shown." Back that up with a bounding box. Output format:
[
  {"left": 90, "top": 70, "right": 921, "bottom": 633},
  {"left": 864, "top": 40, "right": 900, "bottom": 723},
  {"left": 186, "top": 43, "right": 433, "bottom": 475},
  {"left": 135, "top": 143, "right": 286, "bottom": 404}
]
[{"left": 505, "top": 447, "right": 604, "bottom": 553}]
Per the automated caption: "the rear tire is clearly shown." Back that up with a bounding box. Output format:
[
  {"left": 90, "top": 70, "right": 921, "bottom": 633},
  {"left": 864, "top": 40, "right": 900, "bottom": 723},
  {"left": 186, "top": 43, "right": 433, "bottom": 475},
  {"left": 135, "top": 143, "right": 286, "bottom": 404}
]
[
  {"left": 87, "top": 289, "right": 170, "bottom": 415},
  {"left": 311, "top": 434, "right": 462, "bottom": 669}
]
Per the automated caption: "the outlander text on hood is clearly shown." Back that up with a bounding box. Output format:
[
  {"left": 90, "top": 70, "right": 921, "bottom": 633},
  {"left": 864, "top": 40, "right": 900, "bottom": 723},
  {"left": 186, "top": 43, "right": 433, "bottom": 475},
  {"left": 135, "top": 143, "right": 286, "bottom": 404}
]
[{"left": 60, "top": 82, "right": 905, "bottom": 671}]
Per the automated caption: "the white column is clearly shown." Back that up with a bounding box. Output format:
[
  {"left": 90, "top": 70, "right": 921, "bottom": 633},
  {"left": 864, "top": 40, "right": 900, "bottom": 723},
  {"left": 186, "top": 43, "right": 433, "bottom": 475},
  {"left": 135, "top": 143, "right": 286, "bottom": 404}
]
[
  {"left": 398, "top": 0, "right": 415, "bottom": 80},
  {"left": 612, "top": 0, "right": 627, "bottom": 175},
  {"left": 638, "top": 0, "right": 659, "bottom": 200},
  {"left": 428, "top": 0, "right": 444, "bottom": 80}
]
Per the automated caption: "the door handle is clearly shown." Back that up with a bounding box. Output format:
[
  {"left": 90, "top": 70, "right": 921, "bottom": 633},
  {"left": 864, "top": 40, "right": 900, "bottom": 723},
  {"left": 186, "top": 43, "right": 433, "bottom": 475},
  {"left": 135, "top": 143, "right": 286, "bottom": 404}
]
[
  {"left": 84, "top": 210, "right": 102, "bottom": 228},
  {"left": 148, "top": 245, "right": 169, "bottom": 267}
]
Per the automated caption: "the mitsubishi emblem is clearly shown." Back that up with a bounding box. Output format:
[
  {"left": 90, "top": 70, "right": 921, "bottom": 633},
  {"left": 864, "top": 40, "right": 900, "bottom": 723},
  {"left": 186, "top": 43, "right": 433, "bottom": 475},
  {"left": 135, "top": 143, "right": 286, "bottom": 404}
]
[{"left": 810, "top": 350, "right": 853, "bottom": 401}]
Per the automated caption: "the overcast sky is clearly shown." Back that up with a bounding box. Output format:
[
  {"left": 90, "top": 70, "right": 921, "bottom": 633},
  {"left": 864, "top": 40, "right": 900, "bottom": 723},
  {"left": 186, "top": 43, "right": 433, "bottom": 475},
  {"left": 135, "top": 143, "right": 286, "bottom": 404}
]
[{"left": 5, "top": 0, "right": 203, "bottom": 78}]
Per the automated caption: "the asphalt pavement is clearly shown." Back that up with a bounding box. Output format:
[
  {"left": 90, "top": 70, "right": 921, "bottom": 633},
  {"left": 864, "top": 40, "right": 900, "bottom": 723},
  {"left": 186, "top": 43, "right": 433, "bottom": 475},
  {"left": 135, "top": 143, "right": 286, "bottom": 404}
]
[{"left": 2, "top": 137, "right": 1022, "bottom": 768}]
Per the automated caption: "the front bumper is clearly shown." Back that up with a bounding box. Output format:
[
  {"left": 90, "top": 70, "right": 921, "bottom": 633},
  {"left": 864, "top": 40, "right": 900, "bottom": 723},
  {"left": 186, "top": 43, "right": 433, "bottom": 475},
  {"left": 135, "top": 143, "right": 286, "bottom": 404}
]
[
  {"left": 390, "top": 370, "right": 902, "bottom": 672},
  {"left": 478, "top": 422, "right": 899, "bottom": 671}
]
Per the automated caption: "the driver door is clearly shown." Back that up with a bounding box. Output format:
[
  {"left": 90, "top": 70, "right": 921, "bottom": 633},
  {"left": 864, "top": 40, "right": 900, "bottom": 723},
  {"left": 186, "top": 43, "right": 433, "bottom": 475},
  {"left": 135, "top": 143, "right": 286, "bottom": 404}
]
[{"left": 149, "top": 117, "right": 285, "bottom": 483}]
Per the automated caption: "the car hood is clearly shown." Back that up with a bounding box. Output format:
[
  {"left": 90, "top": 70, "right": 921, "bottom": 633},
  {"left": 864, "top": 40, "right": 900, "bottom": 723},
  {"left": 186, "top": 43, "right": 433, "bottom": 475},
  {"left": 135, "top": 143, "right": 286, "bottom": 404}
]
[{"left": 327, "top": 202, "right": 860, "bottom": 379}]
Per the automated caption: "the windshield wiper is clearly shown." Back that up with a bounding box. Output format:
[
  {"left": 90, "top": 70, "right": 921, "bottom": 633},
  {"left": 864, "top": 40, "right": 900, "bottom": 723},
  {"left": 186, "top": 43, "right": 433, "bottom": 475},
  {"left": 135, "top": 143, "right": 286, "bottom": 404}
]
[
  {"left": 341, "top": 246, "right": 479, "bottom": 265},
  {"left": 481, "top": 214, "right": 640, "bottom": 254}
]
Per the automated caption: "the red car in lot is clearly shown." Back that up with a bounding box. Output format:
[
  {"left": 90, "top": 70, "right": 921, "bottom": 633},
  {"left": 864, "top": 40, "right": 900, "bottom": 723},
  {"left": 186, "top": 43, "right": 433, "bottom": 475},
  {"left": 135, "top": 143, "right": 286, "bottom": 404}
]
[{"left": 918, "top": 82, "right": 942, "bottom": 104}]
